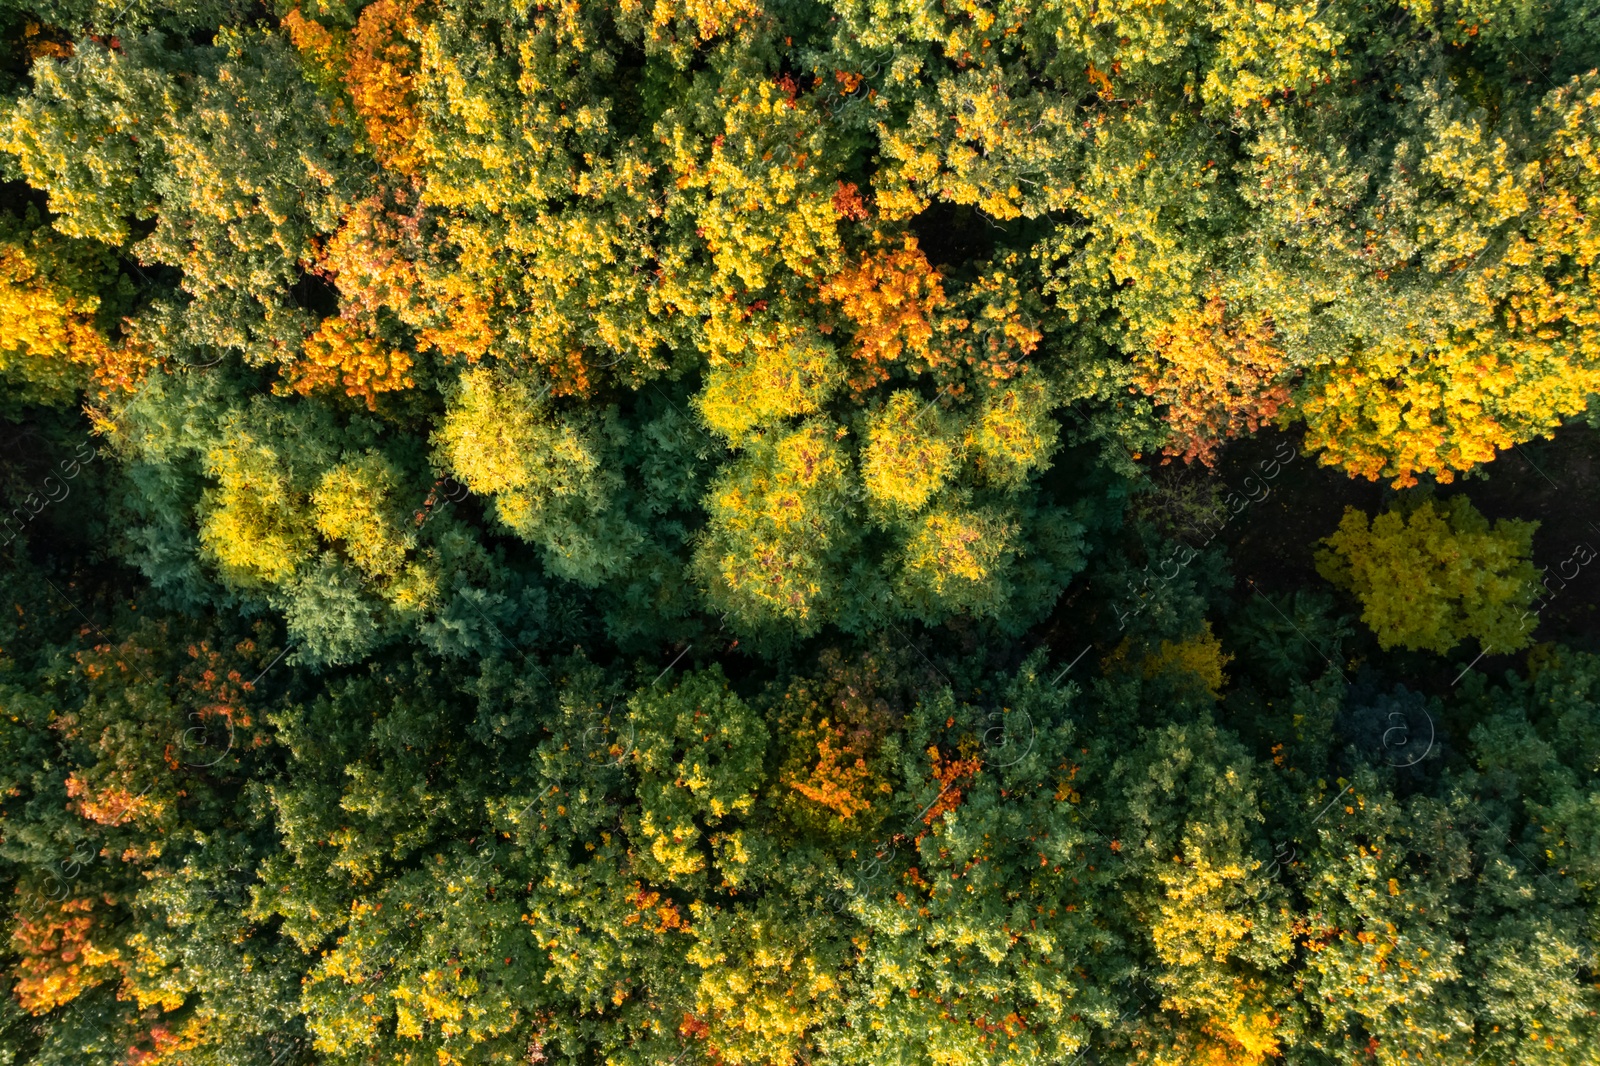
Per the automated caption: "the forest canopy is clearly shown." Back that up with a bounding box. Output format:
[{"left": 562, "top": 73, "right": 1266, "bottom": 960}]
[{"left": 1, "top": 0, "right": 1600, "bottom": 1062}]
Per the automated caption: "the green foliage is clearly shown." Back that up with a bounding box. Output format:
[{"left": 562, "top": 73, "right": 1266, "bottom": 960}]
[
  {"left": 4, "top": 507, "right": 1600, "bottom": 1064},
  {"left": 434, "top": 368, "right": 640, "bottom": 586},
  {"left": 0, "top": 39, "right": 166, "bottom": 245},
  {"left": 1316, "top": 495, "right": 1541, "bottom": 655},
  {"left": 626, "top": 666, "right": 768, "bottom": 888},
  {"left": 1228, "top": 589, "right": 1355, "bottom": 689},
  {"left": 3, "top": 0, "right": 1600, "bottom": 1061}
]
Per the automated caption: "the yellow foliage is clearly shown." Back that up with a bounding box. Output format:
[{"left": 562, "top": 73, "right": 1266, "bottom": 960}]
[
  {"left": 665, "top": 75, "right": 843, "bottom": 296},
  {"left": 311, "top": 451, "right": 414, "bottom": 578},
  {"left": 897, "top": 506, "right": 1016, "bottom": 617},
  {"left": 1148, "top": 820, "right": 1288, "bottom": 1066},
  {"left": 1294, "top": 331, "right": 1600, "bottom": 489},
  {"left": 861, "top": 390, "right": 958, "bottom": 511},
  {"left": 410, "top": 271, "right": 494, "bottom": 363},
  {"left": 696, "top": 422, "right": 853, "bottom": 627},
  {"left": 871, "top": 62, "right": 1075, "bottom": 222},
  {"left": 685, "top": 903, "right": 841, "bottom": 1066},
  {"left": 1142, "top": 621, "right": 1234, "bottom": 698},
  {"left": 695, "top": 317, "right": 845, "bottom": 441},
  {"left": 1146, "top": 992, "right": 1283, "bottom": 1066},
  {"left": 0, "top": 255, "right": 108, "bottom": 388},
  {"left": 433, "top": 368, "right": 602, "bottom": 540},
  {"left": 0, "top": 212, "right": 141, "bottom": 394},
  {"left": 198, "top": 432, "right": 316, "bottom": 587},
  {"left": 965, "top": 376, "right": 1057, "bottom": 487},
  {"left": 616, "top": 0, "right": 761, "bottom": 42},
  {"left": 1152, "top": 848, "right": 1256, "bottom": 970},
  {"left": 638, "top": 807, "right": 709, "bottom": 878},
  {"left": 1198, "top": 0, "right": 1345, "bottom": 113},
  {"left": 1293, "top": 76, "right": 1600, "bottom": 488},
  {"left": 1315, "top": 497, "right": 1540, "bottom": 654}
]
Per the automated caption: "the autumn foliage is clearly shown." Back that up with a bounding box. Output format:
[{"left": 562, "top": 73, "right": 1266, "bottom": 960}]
[
  {"left": 9, "top": 896, "right": 119, "bottom": 1014},
  {"left": 1134, "top": 294, "right": 1292, "bottom": 467},
  {"left": 285, "top": 314, "right": 415, "bottom": 409},
  {"left": 820, "top": 236, "right": 945, "bottom": 394},
  {"left": 4, "top": 0, "right": 1600, "bottom": 1063}
]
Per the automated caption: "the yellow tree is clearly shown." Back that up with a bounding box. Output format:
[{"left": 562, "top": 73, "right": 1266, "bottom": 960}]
[
  {"left": 1274, "top": 77, "right": 1600, "bottom": 487},
  {"left": 860, "top": 389, "right": 959, "bottom": 513},
  {"left": 694, "top": 421, "right": 859, "bottom": 633},
  {"left": 198, "top": 428, "right": 319, "bottom": 589},
  {"left": 0, "top": 208, "right": 137, "bottom": 396},
  {"left": 1315, "top": 496, "right": 1541, "bottom": 654},
  {"left": 433, "top": 368, "right": 637, "bottom": 584}
]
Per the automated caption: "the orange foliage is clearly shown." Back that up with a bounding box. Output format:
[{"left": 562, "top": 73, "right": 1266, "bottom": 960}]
[
  {"left": 56, "top": 634, "right": 170, "bottom": 825},
  {"left": 9, "top": 895, "right": 121, "bottom": 1014},
  {"left": 286, "top": 315, "right": 414, "bottom": 409},
  {"left": 1133, "top": 293, "right": 1292, "bottom": 466},
  {"left": 182, "top": 639, "right": 253, "bottom": 729},
  {"left": 65, "top": 774, "right": 157, "bottom": 825},
  {"left": 126, "top": 1019, "right": 207, "bottom": 1066},
  {"left": 68, "top": 636, "right": 160, "bottom": 695},
  {"left": 820, "top": 235, "right": 945, "bottom": 393},
  {"left": 413, "top": 275, "right": 494, "bottom": 363},
  {"left": 343, "top": 0, "right": 424, "bottom": 174},
  {"left": 21, "top": 22, "right": 74, "bottom": 62},
  {"left": 316, "top": 180, "right": 493, "bottom": 365},
  {"left": 623, "top": 883, "right": 690, "bottom": 933},
  {"left": 831, "top": 181, "right": 871, "bottom": 222},
  {"left": 778, "top": 650, "right": 897, "bottom": 825},
  {"left": 317, "top": 181, "right": 425, "bottom": 318},
  {"left": 535, "top": 344, "right": 595, "bottom": 399},
  {"left": 87, "top": 336, "right": 160, "bottom": 394},
  {"left": 171, "top": 636, "right": 270, "bottom": 759},
  {"left": 281, "top": 7, "right": 340, "bottom": 78},
  {"left": 284, "top": 0, "right": 422, "bottom": 174},
  {"left": 1087, "top": 62, "right": 1115, "bottom": 100},
  {"left": 921, "top": 744, "right": 981, "bottom": 825},
  {"left": 786, "top": 728, "right": 877, "bottom": 819}
]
